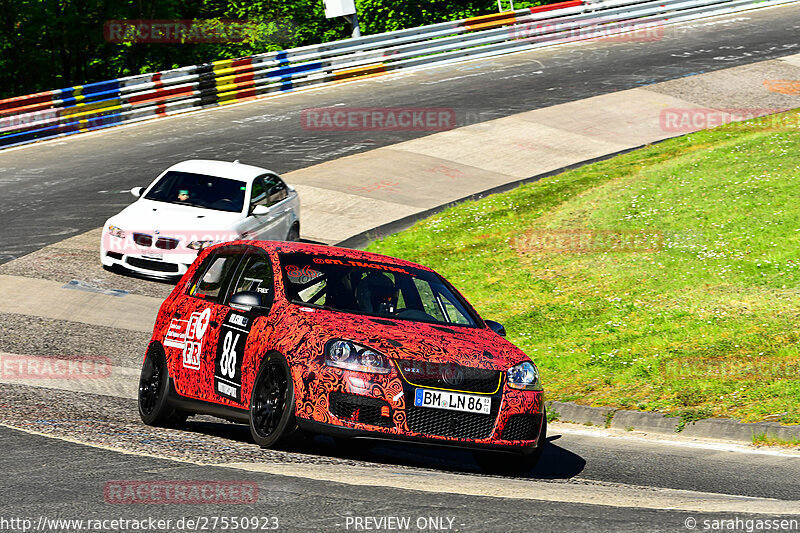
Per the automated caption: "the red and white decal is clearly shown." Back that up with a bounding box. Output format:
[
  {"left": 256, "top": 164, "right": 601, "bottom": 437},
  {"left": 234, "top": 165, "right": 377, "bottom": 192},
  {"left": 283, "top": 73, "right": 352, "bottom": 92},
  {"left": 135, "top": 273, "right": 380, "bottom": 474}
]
[
  {"left": 164, "top": 319, "right": 188, "bottom": 349},
  {"left": 163, "top": 308, "right": 212, "bottom": 370}
]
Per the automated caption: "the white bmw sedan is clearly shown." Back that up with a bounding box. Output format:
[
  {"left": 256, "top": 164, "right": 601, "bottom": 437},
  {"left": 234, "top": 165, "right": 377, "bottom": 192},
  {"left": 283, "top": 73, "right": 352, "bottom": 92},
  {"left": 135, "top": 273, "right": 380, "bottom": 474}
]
[{"left": 100, "top": 159, "right": 300, "bottom": 278}]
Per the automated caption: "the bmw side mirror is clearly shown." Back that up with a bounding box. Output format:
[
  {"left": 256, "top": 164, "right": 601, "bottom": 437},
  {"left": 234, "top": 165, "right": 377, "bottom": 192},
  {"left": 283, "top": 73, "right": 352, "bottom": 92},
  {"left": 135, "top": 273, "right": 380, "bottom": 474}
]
[
  {"left": 251, "top": 205, "right": 269, "bottom": 216},
  {"left": 485, "top": 320, "right": 506, "bottom": 337},
  {"left": 230, "top": 291, "right": 268, "bottom": 311},
  {"left": 130, "top": 186, "right": 143, "bottom": 198}
]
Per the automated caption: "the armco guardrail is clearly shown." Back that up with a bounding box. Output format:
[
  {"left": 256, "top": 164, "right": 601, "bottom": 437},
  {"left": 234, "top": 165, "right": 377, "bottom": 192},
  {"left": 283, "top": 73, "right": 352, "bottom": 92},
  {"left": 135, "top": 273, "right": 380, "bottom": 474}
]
[{"left": 0, "top": 0, "right": 796, "bottom": 149}]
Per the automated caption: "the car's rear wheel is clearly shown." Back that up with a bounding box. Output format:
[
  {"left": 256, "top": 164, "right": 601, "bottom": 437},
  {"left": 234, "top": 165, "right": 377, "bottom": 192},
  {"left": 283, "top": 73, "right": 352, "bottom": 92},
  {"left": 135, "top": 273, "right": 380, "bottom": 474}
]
[
  {"left": 249, "top": 353, "right": 299, "bottom": 448},
  {"left": 138, "top": 345, "right": 186, "bottom": 426},
  {"left": 472, "top": 414, "right": 547, "bottom": 475}
]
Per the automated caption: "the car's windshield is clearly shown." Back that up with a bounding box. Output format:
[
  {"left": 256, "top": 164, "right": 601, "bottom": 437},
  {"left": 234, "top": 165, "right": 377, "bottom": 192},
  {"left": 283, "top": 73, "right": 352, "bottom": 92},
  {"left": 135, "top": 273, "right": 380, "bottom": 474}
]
[
  {"left": 279, "top": 253, "right": 480, "bottom": 327},
  {"left": 144, "top": 171, "right": 246, "bottom": 213}
]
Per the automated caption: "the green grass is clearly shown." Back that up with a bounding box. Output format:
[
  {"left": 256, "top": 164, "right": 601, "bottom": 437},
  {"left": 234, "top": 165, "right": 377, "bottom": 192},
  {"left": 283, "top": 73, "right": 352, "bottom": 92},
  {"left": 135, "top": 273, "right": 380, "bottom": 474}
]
[
  {"left": 367, "top": 111, "right": 800, "bottom": 425},
  {"left": 752, "top": 433, "right": 800, "bottom": 447}
]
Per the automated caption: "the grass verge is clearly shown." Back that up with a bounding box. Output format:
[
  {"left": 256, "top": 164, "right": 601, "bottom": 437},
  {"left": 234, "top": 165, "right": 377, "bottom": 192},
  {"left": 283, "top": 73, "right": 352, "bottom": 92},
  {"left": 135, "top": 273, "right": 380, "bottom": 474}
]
[{"left": 367, "top": 111, "right": 800, "bottom": 425}]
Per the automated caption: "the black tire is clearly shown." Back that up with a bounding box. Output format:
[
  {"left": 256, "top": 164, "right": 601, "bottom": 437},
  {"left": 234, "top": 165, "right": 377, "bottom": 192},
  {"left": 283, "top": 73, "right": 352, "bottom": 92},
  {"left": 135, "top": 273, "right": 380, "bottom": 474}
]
[
  {"left": 249, "top": 353, "right": 299, "bottom": 448},
  {"left": 138, "top": 345, "right": 185, "bottom": 426},
  {"left": 285, "top": 224, "right": 300, "bottom": 242},
  {"left": 472, "top": 414, "right": 547, "bottom": 475}
]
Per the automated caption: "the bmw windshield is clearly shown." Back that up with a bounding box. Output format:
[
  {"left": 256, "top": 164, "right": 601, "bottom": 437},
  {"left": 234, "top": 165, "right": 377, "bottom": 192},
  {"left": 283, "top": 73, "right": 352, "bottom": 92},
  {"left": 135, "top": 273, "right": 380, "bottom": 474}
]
[
  {"left": 144, "top": 171, "right": 246, "bottom": 213},
  {"left": 279, "top": 253, "right": 480, "bottom": 327}
]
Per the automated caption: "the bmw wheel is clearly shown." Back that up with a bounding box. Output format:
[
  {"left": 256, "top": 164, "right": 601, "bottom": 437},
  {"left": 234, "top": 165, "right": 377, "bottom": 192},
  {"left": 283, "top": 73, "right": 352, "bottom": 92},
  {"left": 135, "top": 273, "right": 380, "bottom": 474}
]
[
  {"left": 138, "top": 345, "right": 186, "bottom": 426},
  {"left": 249, "top": 353, "right": 299, "bottom": 448},
  {"left": 286, "top": 223, "right": 300, "bottom": 242}
]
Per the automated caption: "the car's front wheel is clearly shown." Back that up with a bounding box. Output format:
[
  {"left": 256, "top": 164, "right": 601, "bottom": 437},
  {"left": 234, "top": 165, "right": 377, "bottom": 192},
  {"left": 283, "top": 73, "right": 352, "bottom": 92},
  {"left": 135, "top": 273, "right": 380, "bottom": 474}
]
[
  {"left": 249, "top": 353, "right": 299, "bottom": 448},
  {"left": 138, "top": 345, "right": 186, "bottom": 426},
  {"left": 285, "top": 223, "right": 300, "bottom": 242}
]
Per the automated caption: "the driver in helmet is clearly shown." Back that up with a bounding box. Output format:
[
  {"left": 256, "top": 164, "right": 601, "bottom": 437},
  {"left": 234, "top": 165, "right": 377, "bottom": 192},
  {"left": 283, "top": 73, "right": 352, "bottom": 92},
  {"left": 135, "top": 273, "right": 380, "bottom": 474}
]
[{"left": 355, "top": 273, "right": 398, "bottom": 315}]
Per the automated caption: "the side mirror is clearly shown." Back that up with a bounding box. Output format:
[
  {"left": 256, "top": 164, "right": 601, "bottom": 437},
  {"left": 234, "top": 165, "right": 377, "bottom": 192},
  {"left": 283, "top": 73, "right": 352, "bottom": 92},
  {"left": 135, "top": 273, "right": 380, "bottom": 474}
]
[
  {"left": 251, "top": 205, "right": 270, "bottom": 216},
  {"left": 230, "top": 290, "right": 269, "bottom": 311},
  {"left": 130, "top": 186, "right": 143, "bottom": 198},
  {"left": 485, "top": 320, "right": 506, "bottom": 337}
]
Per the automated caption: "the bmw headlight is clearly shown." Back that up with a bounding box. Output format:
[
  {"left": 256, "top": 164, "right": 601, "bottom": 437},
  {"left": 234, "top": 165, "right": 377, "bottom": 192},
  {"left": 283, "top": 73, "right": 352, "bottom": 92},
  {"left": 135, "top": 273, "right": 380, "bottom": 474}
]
[
  {"left": 325, "top": 340, "right": 392, "bottom": 374},
  {"left": 187, "top": 240, "right": 215, "bottom": 251},
  {"left": 507, "top": 361, "right": 541, "bottom": 390},
  {"left": 107, "top": 225, "right": 125, "bottom": 239}
]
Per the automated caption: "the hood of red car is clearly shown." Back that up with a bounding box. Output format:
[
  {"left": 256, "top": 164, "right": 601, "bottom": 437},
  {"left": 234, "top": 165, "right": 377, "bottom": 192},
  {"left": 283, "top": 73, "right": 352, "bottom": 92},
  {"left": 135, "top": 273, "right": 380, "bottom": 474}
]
[{"left": 287, "top": 306, "right": 530, "bottom": 371}]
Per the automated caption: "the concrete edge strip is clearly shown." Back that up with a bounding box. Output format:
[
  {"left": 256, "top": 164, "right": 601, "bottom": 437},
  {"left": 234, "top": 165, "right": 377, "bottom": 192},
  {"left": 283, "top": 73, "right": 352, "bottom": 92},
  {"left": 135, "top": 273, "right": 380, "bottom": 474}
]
[
  {"left": 220, "top": 461, "right": 798, "bottom": 515},
  {"left": 551, "top": 423, "right": 800, "bottom": 457},
  {"left": 546, "top": 401, "right": 800, "bottom": 443}
]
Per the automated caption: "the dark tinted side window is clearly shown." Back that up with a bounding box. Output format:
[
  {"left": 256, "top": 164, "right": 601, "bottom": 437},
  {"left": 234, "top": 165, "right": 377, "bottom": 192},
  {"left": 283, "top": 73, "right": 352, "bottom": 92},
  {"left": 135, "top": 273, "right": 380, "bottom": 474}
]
[
  {"left": 250, "top": 177, "right": 268, "bottom": 208},
  {"left": 190, "top": 252, "right": 242, "bottom": 303},
  {"left": 263, "top": 174, "right": 288, "bottom": 206},
  {"left": 228, "top": 251, "right": 275, "bottom": 309}
]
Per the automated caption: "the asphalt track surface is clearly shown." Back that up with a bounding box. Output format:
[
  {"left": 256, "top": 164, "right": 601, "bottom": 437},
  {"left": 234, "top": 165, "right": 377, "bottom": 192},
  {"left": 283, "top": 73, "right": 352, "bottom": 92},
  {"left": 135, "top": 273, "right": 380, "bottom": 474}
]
[
  {"left": 0, "top": 427, "right": 751, "bottom": 533},
  {"left": 2, "top": 6, "right": 800, "bottom": 532},
  {"left": 1, "top": 5, "right": 800, "bottom": 263},
  {"left": 1, "top": 416, "right": 798, "bottom": 532}
]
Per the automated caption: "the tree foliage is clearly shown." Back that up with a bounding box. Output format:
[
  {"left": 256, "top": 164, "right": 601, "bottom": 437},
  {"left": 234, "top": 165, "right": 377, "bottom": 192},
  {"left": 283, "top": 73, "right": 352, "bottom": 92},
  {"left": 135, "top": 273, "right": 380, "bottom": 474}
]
[{"left": 0, "top": 0, "right": 549, "bottom": 99}]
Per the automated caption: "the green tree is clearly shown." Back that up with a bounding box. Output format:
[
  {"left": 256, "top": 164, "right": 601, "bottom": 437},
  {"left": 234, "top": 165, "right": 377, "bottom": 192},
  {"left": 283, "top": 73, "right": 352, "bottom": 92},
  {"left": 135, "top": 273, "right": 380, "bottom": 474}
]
[{"left": 0, "top": 0, "right": 554, "bottom": 99}]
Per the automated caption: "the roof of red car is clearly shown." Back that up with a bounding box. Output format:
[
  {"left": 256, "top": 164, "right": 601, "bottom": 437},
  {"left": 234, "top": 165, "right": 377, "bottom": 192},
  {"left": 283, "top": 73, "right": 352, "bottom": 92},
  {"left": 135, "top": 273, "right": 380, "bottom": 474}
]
[{"left": 219, "top": 240, "right": 434, "bottom": 271}]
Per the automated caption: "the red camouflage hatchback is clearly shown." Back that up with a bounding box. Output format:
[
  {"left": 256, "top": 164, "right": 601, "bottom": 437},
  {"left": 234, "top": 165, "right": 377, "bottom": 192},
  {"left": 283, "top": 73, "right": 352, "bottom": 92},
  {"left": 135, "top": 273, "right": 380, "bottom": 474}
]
[{"left": 138, "top": 241, "right": 547, "bottom": 472}]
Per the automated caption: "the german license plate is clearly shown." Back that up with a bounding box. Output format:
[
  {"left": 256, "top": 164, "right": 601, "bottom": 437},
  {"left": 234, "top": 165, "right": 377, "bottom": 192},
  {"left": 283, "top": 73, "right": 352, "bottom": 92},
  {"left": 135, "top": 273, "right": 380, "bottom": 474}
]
[
  {"left": 414, "top": 388, "right": 491, "bottom": 415},
  {"left": 143, "top": 253, "right": 163, "bottom": 260}
]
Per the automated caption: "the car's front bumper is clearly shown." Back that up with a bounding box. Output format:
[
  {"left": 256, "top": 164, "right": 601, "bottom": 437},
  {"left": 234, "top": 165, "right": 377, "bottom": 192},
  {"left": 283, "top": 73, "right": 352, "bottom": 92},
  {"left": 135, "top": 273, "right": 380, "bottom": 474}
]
[
  {"left": 295, "top": 366, "right": 545, "bottom": 453},
  {"left": 297, "top": 414, "right": 545, "bottom": 455},
  {"left": 101, "top": 249, "right": 193, "bottom": 279}
]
